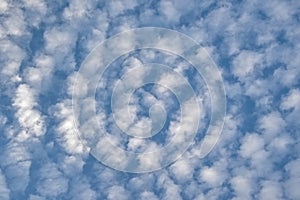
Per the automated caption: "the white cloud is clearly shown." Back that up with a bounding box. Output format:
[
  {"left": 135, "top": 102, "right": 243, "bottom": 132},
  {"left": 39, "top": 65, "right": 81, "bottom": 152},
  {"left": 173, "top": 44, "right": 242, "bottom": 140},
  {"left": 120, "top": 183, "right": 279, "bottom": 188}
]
[
  {"left": 238, "top": 133, "right": 274, "bottom": 176},
  {"left": 107, "top": 185, "right": 129, "bottom": 200},
  {"left": 36, "top": 163, "right": 69, "bottom": 198},
  {"left": 244, "top": 79, "right": 269, "bottom": 98},
  {"left": 157, "top": 173, "right": 182, "bottom": 200},
  {"left": 170, "top": 157, "right": 194, "bottom": 183},
  {"left": 82, "top": 11, "right": 108, "bottom": 52},
  {"left": 0, "top": 113, "right": 7, "bottom": 128},
  {"left": 232, "top": 50, "right": 262, "bottom": 80},
  {"left": 43, "top": 26, "right": 77, "bottom": 72},
  {"left": 239, "top": 133, "right": 265, "bottom": 158},
  {"left": 60, "top": 155, "right": 85, "bottom": 176},
  {"left": 127, "top": 137, "right": 146, "bottom": 152},
  {"left": 281, "top": 89, "right": 300, "bottom": 127},
  {"left": 63, "top": 0, "right": 95, "bottom": 21},
  {"left": 127, "top": 174, "right": 155, "bottom": 192},
  {"left": 2, "top": 8, "right": 26, "bottom": 36},
  {"left": 44, "top": 26, "right": 76, "bottom": 53},
  {"left": 24, "top": 55, "right": 54, "bottom": 92},
  {"left": 267, "top": 135, "right": 292, "bottom": 153},
  {"left": 258, "top": 111, "right": 286, "bottom": 142},
  {"left": 139, "top": 191, "right": 159, "bottom": 200},
  {"left": 167, "top": 97, "right": 201, "bottom": 144},
  {"left": 29, "top": 195, "right": 46, "bottom": 200},
  {"left": 136, "top": 143, "right": 162, "bottom": 171},
  {"left": 263, "top": 1, "right": 296, "bottom": 22},
  {"left": 51, "top": 100, "right": 86, "bottom": 154},
  {"left": 0, "top": 40, "right": 26, "bottom": 77},
  {"left": 92, "top": 136, "right": 130, "bottom": 170},
  {"left": 68, "top": 176, "right": 97, "bottom": 200},
  {"left": 281, "top": 89, "right": 300, "bottom": 111},
  {"left": 0, "top": 0, "right": 299, "bottom": 199},
  {"left": 0, "top": 0, "right": 8, "bottom": 12},
  {"left": 0, "top": 169, "right": 10, "bottom": 199},
  {"left": 284, "top": 159, "right": 300, "bottom": 199},
  {"left": 13, "top": 84, "right": 45, "bottom": 137},
  {"left": 230, "top": 176, "right": 253, "bottom": 199},
  {"left": 158, "top": 0, "right": 180, "bottom": 23},
  {"left": 107, "top": 0, "right": 137, "bottom": 17},
  {"left": 0, "top": 142, "right": 31, "bottom": 194},
  {"left": 68, "top": 72, "right": 89, "bottom": 99},
  {"left": 258, "top": 181, "right": 283, "bottom": 200},
  {"left": 22, "top": 0, "right": 47, "bottom": 27},
  {"left": 200, "top": 166, "right": 224, "bottom": 187},
  {"left": 22, "top": 0, "right": 46, "bottom": 12}
]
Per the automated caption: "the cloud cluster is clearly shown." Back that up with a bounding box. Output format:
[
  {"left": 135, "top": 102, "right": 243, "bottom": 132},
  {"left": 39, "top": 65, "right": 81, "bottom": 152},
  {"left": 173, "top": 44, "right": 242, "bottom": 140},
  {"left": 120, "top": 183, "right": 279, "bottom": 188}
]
[{"left": 0, "top": 0, "right": 299, "bottom": 199}]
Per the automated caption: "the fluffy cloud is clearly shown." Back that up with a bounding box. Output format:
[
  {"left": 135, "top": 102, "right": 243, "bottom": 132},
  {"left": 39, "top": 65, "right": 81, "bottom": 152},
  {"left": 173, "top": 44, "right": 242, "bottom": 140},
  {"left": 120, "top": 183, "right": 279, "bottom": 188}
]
[
  {"left": 281, "top": 89, "right": 300, "bottom": 127},
  {"left": 51, "top": 100, "right": 86, "bottom": 154},
  {"left": 0, "top": 40, "right": 25, "bottom": 78},
  {"left": 232, "top": 50, "right": 263, "bottom": 80},
  {"left": 0, "top": 169, "right": 10, "bottom": 199},
  {"left": 36, "top": 163, "right": 69, "bottom": 198},
  {"left": 0, "top": 0, "right": 299, "bottom": 199},
  {"left": 0, "top": 142, "right": 31, "bottom": 195},
  {"left": 259, "top": 180, "right": 283, "bottom": 200},
  {"left": 170, "top": 157, "right": 194, "bottom": 183},
  {"left": 107, "top": 185, "right": 129, "bottom": 200},
  {"left": 13, "top": 84, "right": 45, "bottom": 137},
  {"left": 230, "top": 175, "right": 254, "bottom": 199},
  {"left": 284, "top": 159, "right": 300, "bottom": 199}
]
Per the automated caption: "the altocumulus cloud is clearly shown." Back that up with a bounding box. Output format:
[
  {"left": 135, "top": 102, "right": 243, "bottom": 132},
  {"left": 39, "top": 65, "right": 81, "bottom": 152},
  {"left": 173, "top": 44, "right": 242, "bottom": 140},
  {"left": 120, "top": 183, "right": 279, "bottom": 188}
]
[{"left": 0, "top": 0, "right": 299, "bottom": 199}]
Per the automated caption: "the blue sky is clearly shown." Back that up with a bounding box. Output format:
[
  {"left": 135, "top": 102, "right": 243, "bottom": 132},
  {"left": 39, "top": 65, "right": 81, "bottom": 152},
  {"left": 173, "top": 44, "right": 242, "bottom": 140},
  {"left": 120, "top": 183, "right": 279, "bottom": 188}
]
[{"left": 0, "top": 0, "right": 300, "bottom": 199}]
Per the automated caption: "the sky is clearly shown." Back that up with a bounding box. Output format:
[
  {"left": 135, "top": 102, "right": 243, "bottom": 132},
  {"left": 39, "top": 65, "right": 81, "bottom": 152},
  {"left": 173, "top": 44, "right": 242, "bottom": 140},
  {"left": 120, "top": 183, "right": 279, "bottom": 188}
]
[{"left": 0, "top": 0, "right": 300, "bottom": 199}]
